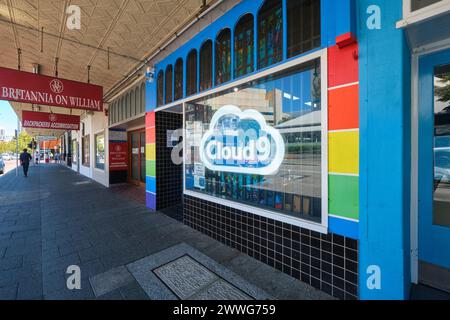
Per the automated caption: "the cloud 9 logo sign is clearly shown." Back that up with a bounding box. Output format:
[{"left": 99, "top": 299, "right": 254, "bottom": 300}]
[{"left": 200, "top": 105, "right": 285, "bottom": 175}]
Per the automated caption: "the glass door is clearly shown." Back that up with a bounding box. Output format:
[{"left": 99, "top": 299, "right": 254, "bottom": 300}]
[
  {"left": 418, "top": 49, "right": 450, "bottom": 293},
  {"left": 128, "top": 129, "right": 146, "bottom": 185}
]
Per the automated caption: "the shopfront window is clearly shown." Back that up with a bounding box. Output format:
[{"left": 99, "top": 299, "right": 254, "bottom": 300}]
[
  {"left": 187, "top": 50, "right": 198, "bottom": 96},
  {"left": 157, "top": 70, "right": 164, "bottom": 107},
  {"left": 82, "top": 135, "right": 90, "bottom": 167},
  {"left": 287, "top": 0, "right": 321, "bottom": 58},
  {"left": 433, "top": 63, "right": 450, "bottom": 227},
  {"left": 200, "top": 40, "right": 213, "bottom": 92},
  {"left": 185, "top": 58, "right": 323, "bottom": 223},
  {"left": 258, "top": 0, "right": 283, "bottom": 69},
  {"left": 215, "top": 28, "right": 231, "bottom": 86},
  {"left": 166, "top": 64, "right": 173, "bottom": 104},
  {"left": 95, "top": 132, "right": 105, "bottom": 170},
  {"left": 174, "top": 58, "right": 183, "bottom": 100},
  {"left": 72, "top": 139, "right": 77, "bottom": 164},
  {"left": 234, "top": 13, "right": 254, "bottom": 78}
]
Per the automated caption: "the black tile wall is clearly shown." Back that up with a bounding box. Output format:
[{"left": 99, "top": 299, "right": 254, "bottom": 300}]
[
  {"left": 184, "top": 195, "right": 359, "bottom": 300},
  {"left": 156, "top": 111, "right": 183, "bottom": 212}
]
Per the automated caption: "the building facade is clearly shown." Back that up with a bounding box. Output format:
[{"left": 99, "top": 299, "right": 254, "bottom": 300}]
[{"left": 65, "top": 0, "right": 450, "bottom": 300}]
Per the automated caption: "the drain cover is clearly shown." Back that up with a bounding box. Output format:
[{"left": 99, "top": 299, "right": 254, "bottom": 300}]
[{"left": 153, "top": 255, "right": 250, "bottom": 300}]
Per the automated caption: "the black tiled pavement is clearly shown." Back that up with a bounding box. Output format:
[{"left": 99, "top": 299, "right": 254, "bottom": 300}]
[{"left": 0, "top": 164, "right": 332, "bottom": 300}]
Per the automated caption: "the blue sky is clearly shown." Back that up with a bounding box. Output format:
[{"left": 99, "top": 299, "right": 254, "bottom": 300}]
[{"left": 0, "top": 100, "right": 18, "bottom": 137}]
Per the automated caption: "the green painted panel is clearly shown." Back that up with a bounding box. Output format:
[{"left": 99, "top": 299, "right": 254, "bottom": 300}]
[
  {"left": 146, "top": 160, "right": 156, "bottom": 177},
  {"left": 329, "top": 174, "right": 359, "bottom": 220}
]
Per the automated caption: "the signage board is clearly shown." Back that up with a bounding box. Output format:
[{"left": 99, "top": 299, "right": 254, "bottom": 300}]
[
  {"left": 109, "top": 129, "right": 127, "bottom": 172},
  {"left": 199, "top": 105, "right": 285, "bottom": 175},
  {"left": 36, "top": 136, "right": 57, "bottom": 141},
  {"left": 22, "top": 111, "right": 80, "bottom": 131},
  {"left": 0, "top": 67, "right": 103, "bottom": 112}
]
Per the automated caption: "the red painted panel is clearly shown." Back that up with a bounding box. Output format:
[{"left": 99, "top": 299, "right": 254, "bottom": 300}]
[
  {"left": 146, "top": 111, "right": 155, "bottom": 128},
  {"left": 328, "top": 44, "right": 359, "bottom": 88},
  {"left": 328, "top": 84, "right": 359, "bottom": 131}
]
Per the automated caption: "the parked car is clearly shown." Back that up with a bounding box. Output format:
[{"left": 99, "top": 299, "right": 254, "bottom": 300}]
[
  {"left": 0, "top": 158, "right": 5, "bottom": 175},
  {"left": 1, "top": 153, "right": 12, "bottom": 161}
]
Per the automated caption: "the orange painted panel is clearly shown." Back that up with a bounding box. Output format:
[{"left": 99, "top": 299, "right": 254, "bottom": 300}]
[
  {"left": 328, "top": 84, "right": 359, "bottom": 131},
  {"left": 146, "top": 127, "right": 155, "bottom": 144},
  {"left": 146, "top": 111, "right": 155, "bottom": 128}
]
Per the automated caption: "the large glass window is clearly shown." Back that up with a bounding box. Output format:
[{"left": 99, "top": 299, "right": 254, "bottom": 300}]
[
  {"left": 186, "top": 50, "right": 198, "bottom": 96},
  {"left": 412, "top": 0, "right": 442, "bottom": 11},
  {"left": 287, "top": 0, "right": 321, "bottom": 58},
  {"left": 185, "top": 59, "right": 323, "bottom": 223},
  {"left": 215, "top": 29, "right": 231, "bottom": 86},
  {"left": 82, "top": 135, "right": 90, "bottom": 167},
  {"left": 95, "top": 132, "right": 105, "bottom": 170},
  {"left": 174, "top": 58, "right": 183, "bottom": 100},
  {"left": 165, "top": 65, "right": 173, "bottom": 104},
  {"left": 200, "top": 40, "right": 213, "bottom": 92},
  {"left": 157, "top": 70, "right": 164, "bottom": 107},
  {"left": 258, "top": 0, "right": 283, "bottom": 69},
  {"left": 235, "top": 13, "right": 254, "bottom": 78},
  {"left": 433, "top": 63, "right": 450, "bottom": 227}
]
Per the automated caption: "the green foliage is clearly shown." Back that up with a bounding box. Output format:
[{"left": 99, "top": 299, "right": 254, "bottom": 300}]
[{"left": 0, "top": 131, "right": 34, "bottom": 154}]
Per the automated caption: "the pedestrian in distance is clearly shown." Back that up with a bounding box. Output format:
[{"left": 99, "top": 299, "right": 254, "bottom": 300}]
[{"left": 19, "top": 148, "right": 32, "bottom": 177}]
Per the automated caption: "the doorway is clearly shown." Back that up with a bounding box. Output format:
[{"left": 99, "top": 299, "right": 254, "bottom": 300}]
[
  {"left": 128, "top": 129, "right": 146, "bottom": 185},
  {"left": 418, "top": 48, "right": 450, "bottom": 293}
]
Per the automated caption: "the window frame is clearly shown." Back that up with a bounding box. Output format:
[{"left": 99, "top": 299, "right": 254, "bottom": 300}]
[
  {"left": 186, "top": 49, "right": 198, "bottom": 96},
  {"left": 215, "top": 28, "right": 232, "bottom": 86},
  {"left": 234, "top": 13, "right": 255, "bottom": 79},
  {"left": 174, "top": 58, "right": 184, "bottom": 100},
  {"left": 398, "top": 0, "right": 450, "bottom": 28},
  {"left": 199, "top": 40, "right": 213, "bottom": 92},
  {"left": 165, "top": 64, "right": 173, "bottom": 104},
  {"left": 181, "top": 48, "right": 329, "bottom": 234},
  {"left": 257, "top": 0, "right": 284, "bottom": 70}
]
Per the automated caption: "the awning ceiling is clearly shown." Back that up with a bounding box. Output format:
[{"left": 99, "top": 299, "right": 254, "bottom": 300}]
[{"left": 0, "top": 0, "right": 214, "bottom": 136}]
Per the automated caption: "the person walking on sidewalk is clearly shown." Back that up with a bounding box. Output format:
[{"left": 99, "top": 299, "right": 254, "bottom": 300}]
[{"left": 20, "top": 148, "right": 32, "bottom": 177}]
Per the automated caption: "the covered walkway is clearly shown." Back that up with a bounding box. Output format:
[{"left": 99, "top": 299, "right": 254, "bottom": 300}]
[{"left": 0, "top": 164, "right": 331, "bottom": 300}]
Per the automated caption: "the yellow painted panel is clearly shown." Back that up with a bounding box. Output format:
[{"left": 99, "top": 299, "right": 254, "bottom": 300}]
[
  {"left": 146, "top": 143, "right": 156, "bottom": 161},
  {"left": 329, "top": 131, "right": 359, "bottom": 175}
]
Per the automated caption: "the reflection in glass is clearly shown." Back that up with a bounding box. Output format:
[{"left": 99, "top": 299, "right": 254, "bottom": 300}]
[
  {"left": 234, "top": 14, "right": 254, "bottom": 78},
  {"left": 200, "top": 40, "right": 213, "bottom": 92},
  {"left": 215, "top": 29, "right": 231, "bottom": 85},
  {"left": 165, "top": 65, "right": 173, "bottom": 104},
  {"left": 187, "top": 50, "right": 198, "bottom": 96},
  {"left": 434, "top": 63, "right": 450, "bottom": 227},
  {"left": 157, "top": 71, "right": 164, "bottom": 107},
  {"left": 258, "top": 0, "right": 283, "bottom": 69},
  {"left": 95, "top": 133, "right": 105, "bottom": 170},
  {"left": 185, "top": 59, "right": 322, "bottom": 223},
  {"left": 174, "top": 58, "right": 183, "bottom": 101}
]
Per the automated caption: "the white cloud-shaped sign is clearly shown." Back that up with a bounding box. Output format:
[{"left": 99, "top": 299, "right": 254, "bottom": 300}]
[{"left": 199, "top": 105, "right": 285, "bottom": 175}]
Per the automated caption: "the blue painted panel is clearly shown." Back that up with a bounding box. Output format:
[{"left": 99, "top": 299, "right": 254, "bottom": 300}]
[
  {"left": 329, "top": 216, "right": 359, "bottom": 240},
  {"left": 146, "top": 176, "right": 156, "bottom": 193},
  {"left": 418, "top": 49, "right": 450, "bottom": 268},
  {"left": 358, "top": 0, "right": 411, "bottom": 300}
]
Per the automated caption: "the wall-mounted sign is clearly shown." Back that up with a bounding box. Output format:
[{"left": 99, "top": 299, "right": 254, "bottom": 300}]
[
  {"left": 22, "top": 111, "right": 80, "bottom": 130},
  {"left": 0, "top": 67, "right": 103, "bottom": 112},
  {"left": 200, "top": 105, "right": 285, "bottom": 175},
  {"left": 109, "top": 129, "right": 127, "bottom": 172}
]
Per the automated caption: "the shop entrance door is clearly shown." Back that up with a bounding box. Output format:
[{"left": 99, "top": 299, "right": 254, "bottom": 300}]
[
  {"left": 128, "top": 129, "right": 146, "bottom": 185},
  {"left": 418, "top": 49, "right": 450, "bottom": 293}
]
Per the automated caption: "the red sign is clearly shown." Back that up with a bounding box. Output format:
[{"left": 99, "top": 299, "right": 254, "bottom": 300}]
[
  {"left": 0, "top": 67, "right": 103, "bottom": 112},
  {"left": 109, "top": 142, "right": 128, "bottom": 171},
  {"left": 22, "top": 111, "right": 80, "bottom": 130}
]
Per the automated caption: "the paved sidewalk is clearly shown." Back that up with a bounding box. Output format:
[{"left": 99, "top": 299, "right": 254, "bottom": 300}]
[{"left": 0, "top": 164, "right": 332, "bottom": 300}]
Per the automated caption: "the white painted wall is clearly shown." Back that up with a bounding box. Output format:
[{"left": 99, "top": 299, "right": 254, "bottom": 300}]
[{"left": 70, "top": 109, "right": 109, "bottom": 187}]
